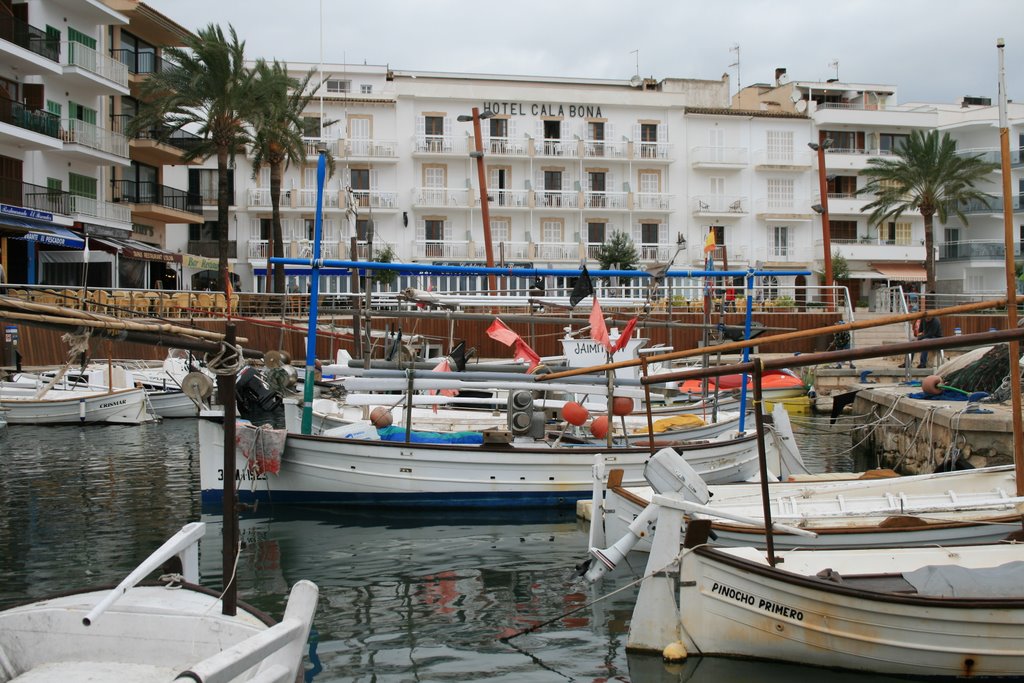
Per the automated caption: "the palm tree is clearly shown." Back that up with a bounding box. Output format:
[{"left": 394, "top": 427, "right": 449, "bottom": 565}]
[
  {"left": 129, "top": 24, "right": 254, "bottom": 292},
  {"left": 859, "top": 129, "right": 999, "bottom": 292},
  {"left": 248, "top": 61, "right": 334, "bottom": 294}
]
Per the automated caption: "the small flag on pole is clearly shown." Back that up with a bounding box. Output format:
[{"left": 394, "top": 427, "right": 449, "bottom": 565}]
[
  {"left": 703, "top": 229, "right": 716, "bottom": 254},
  {"left": 589, "top": 298, "right": 612, "bottom": 353},
  {"left": 487, "top": 319, "right": 541, "bottom": 371},
  {"left": 569, "top": 265, "right": 594, "bottom": 308}
]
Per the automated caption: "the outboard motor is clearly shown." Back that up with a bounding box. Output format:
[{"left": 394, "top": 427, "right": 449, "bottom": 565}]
[
  {"left": 584, "top": 448, "right": 710, "bottom": 582},
  {"left": 236, "top": 366, "right": 283, "bottom": 416}
]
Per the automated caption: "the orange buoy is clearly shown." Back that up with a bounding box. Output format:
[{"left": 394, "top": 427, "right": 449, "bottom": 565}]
[
  {"left": 922, "top": 375, "right": 943, "bottom": 395},
  {"left": 370, "top": 407, "right": 394, "bottom": 428},
  {"left": 611, "top": 396, "right": 635, "bottom": 416},
  {"left": 562, "top": 401, "right": 589, "bottom": 426},
  {"left": 590, "top": 415, "right": 610, "bottom": 439}
]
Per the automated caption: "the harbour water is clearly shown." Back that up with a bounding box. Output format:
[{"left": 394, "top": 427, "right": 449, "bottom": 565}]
[{"left": 0, "top": 415, "right": 906, "bottom": 682}]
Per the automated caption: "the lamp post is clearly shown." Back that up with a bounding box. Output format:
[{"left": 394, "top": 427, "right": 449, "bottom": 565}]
[
  {"left": 457, "top": 107, "right": 497, "bottom": 294},
  {"left": 809, "top": 138, "right": 833, "bottom": 308}
]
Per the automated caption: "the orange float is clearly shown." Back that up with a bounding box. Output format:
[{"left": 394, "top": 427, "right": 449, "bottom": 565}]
[
  {"left": 561, "top": 402, "right": 589, "bottom": 426},
  {"left": 611, "top": 396, "right": 634, "bottom": 416},
  {"left": 590, "top": 415, "right": 610, "bottom": 438},
  {"left": 370, "top": 407, "right": 394, "bottom": 428}
]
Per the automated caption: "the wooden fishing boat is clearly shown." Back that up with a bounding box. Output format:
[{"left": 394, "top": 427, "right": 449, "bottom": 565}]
[
  {"left": 0, "top": 521, "right": 317, "bottom": 682},
  {"left": 0, "top": 385, "right": 152, "bottom": 425}
]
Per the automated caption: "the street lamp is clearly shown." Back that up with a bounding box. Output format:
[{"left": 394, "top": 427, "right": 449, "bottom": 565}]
[
  {"left": 457, "top": 108, "right": 497, "bottom": 294},
  {"left": 808, "top": 137, "right": 834, "bottom": 307}
]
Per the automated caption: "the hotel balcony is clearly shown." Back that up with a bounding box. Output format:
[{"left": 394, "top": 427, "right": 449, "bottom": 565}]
[
  {"left": 750, "top": 242, "right": 816, "bottom": 264},
  {"left": 821, "top": 237, "right": 925, "bottom": 263},
  {"left": 112, "top": 115, "right": 203, "bottom": 166},
  {"left": 67, "top": 194, "right": 132, "bottom": 232},
  {"left": 958, "top": 147, "right": 1023, "bottom": 169},
  {"left": 246, "top": 187, "right": 340, "bottom": 211},
  {"left": 111, "top": 179, "right": 203, "bottom": 223},
  {"left": 346, "top": 190, "right": 399, "bottom": 211},
  {"left": 0, "top": 95, "right": 62, "bottom": 150},
  {"left": 583, "top": 139, "right": 629, "bottom": 159},
  {"left": 0, "top": 15, "right": 62, "bottom": 74},
  {"left": 812, "top": 102, "right": 937, "bottom": 129},
  {"left": 939, "top": 240, "right": 1022, "bottom": 262},
  {"left": 633, "top": 192, "right": 672, "bottom": 211},
  {"left": 753, "top": 148, "right": 814, "bottom": 170},
  {"left": 690, "top": 146, "right": 748, "bottom": 170},
  {"left": 823, "top": 192, "right": 869, "bottom": 215},
  {"left": 636, "top": 141, "right": 672, "bottom": 162},
  {"left": 487, "top": 189, "right": 529, "bottom": 208},
  {"left": 59, "top": 119, "right": 130, "bottom": 165},
  {"left": 110, "top": 49, "right": 180, "bottom": 99},
  {"left": 483, "top": 136, "right": 529, "bottom": 158},
  {"left": 415, "top": 240, "right": 470, "bottom": 260},
  {"left": 692, "top": 195, "right": 748, "bottom": 218},
  {"left": 412, "top": 188, "right": 470, "bottom": 209},
  {"left": 302, "top": 137, "right": 342, "bottom": 158},
  {"left": 412, "top": 134, "right": 468, "bottom": 157},
  {"left": 0, "top": 178, "right": 72, "bottom": 217},
  {"left": 61, "top": 41, "right": 129, "bottom": 94},
  {"left": 638, "top": 244, "right": 673, "bottom": 262},
  {"left": 291, "top": 239, "right": 339, "bottom": 259},
  {"left": 344, "top": 138, "right": 398, "bottom": 161},
  {"left": 536, "top": 241, "right": 582, "bottom": 261},
  {"left": 535, "top": 190, "right": 579, "bottom": 209},
  {"left": 533, "top": 138, "right": 578, "bottom": 159},
  {"left": 495, "top": 240, "right": 530, "bottom": 260},
  {"left": 754, "top": 196, "right": 814, "bottom": 219},
  {"left": 957, "top": 194, "right": 1021, "bottom": 215},
  {"left": 583, "top": 191, "right": 628, "bottom": 211}
]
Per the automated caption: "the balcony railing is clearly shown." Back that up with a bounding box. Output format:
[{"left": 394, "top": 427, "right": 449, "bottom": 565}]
[
  {"left": 112, "top": 179, "right": 200, "bottom": 214},
  {"left": 484, "top": 136, "right": 528, "bottom": 156},
  {"left": 63, "top": 41, "right": 128, "bottom": 88},
  {"left": 110, "top": 48, "right": 178, "bottom": 76},
  {"left": 416, "top": 240, "right": 469, "bottom": 259},
  {"left": 345, "top": 138, "right": 397, "bottom": 158},
  {"left": 414, "top": 188, "right": 469, "bottom": 207},
  {"left": 67, "top": 194, "right": 131, "bottom": 224},
  {"left": 536, "top": 242, "right": 579, "bottom": 261},
  {"left": 0, "top": 94, "right": 60, "bottom": 138},
  {"left": 487, "top": 189, "right": 529, "bottom": 208},
  {"left": 690, "top": 146, "right": 748, "bottom": 165},
  {"left": 939, "top": 240, "right": 1023, "bottom": 260},
  {"left": 536, "top": 190, "right": 579, "bottom": 209},
  {"left": 61, "top": 119, "right": 129, "bottom": 158},
  {"left": 0, "top": 15, "right": 59, "bottom": 62},
  {"left": 495, "top": 240, "right": 529, "bottom": 260},
  {"left": 639, "top": 244, "right": 672, "bottom": 261},
  {"left": 247, "top": 188, "right": 285, "bottom": 208},
  {"left": 0, "top": 178, "right": 71, "bottom": 216},
  {"left": 414, "top": 135, "right": 467, "bottom": 154},
  {"left": 296, "top": 188, "right": 340, "bottom": 208},
  {"left": 583, "top": 139, "right": 628, "bottom": 159},
  {"left": 956, "top": 194, "right": 1021, "bottom": 214},
  {"left": 637, "top": 141, "right": 671, "bottom": 160},
  {"left": 634, "top": 193, "right": 671, "bottom": 210},
  {"left": 693, "top": 195, "right": 746, "bottom": 213},
  {"left": 534, "top": 139, "right": 578, "bottom": 158},
  {"left": 111, "top": 114, "right": 204, "bottom": 154},
  {"left": 248, "top": 239, "right": 269, "bottom": 259},
  {"left": 583, "top": 191, "right": 628, "bottom": 209},
  {"left": 957, "top": 147, "right": 1023, "bottom": 166},
  {"left": 349, "top": 190, "right": 398, "bottom": 209},
  {"left": 294, "top": 240, "right": 339, "bottom": 259}
]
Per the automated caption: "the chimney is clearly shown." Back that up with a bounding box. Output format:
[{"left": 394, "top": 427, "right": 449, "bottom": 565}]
[{"left": 775, "top": 68, "right": 787, "bottom": 86}]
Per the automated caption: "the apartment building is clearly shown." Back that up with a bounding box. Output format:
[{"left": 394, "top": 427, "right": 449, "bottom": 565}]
[{"left": 0, "top": 0, "right": 196, "bottom": 289}]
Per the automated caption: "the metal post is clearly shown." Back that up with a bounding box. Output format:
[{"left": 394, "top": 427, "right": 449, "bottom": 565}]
[
  {"left": 218, "top": 323, "right": 238, "bottom": 616},
  {"left": 813, "top": 140, "right": 834, "bottom": 309},
  {"left": 300, "top": 148, "right": 327, "bottom": 435}
]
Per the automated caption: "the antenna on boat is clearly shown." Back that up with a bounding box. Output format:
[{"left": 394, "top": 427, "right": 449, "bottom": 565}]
[{"left": 996, "top": 38, "right": 1024, "bottom": 495}]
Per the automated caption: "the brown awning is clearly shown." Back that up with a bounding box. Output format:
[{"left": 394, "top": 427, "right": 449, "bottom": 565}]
[
  {"left": 870, "top": 262, "right": 927, "bottom": 282},
  {"left": 91, "top": 237, "right": 182, "bottom": 264}
]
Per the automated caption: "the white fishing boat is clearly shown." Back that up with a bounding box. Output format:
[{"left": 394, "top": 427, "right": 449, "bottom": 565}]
[
  {"left": 628, "top": 501, "right": 1024, "bottom": 677},
  {"left": 0, "top": 384, "right": 153, "bottom": 424},
  {"left": 197, "top": 400, "right": 803, "bottom": 508},
  {"left": 0, "top": 521, "right": 317, "bottom": 682}
]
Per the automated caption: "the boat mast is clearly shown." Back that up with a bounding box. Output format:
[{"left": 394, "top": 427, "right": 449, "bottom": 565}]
[
  {"left": 300, "top": 146, "right": 329, "bottom": 435},
  {"left": 996, "top": 38, "right": 1024, "bottom": 494}
]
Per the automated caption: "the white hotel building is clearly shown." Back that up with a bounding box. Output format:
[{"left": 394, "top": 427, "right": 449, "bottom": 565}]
[{"left": 168, "top": 62, "right": 1022, "bottom": 304}]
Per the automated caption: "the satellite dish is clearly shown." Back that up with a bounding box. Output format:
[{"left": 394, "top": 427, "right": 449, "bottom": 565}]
[
  {"left": 180, "top": 372, "right": 214, "bottom": 403},
  {"left": 795, "top": 100, "right": 808, "bottom": 113},
  {"left": 790, "top": 91, "right": 803, "bottom": 103},
  {"left": 630, "top": 75, "right": 643, "bottom": 87}
]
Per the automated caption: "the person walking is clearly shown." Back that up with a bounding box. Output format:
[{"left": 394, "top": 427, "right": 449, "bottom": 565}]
[{"left": 907, "top": 315, "right": 942, "bottom": 368}]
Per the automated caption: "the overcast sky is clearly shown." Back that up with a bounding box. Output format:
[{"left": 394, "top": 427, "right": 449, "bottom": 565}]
[{"left": 146, "top": 0, "right": 1023, "bottom": 105}]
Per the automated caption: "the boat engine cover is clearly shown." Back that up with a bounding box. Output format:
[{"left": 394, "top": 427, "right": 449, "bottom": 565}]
[{"left": 644, "top": 448, "right": 710, "bottom": 504}]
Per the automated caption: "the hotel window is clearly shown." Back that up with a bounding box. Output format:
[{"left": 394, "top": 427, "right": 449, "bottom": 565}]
[
  {"left": 351, "top": 168, "right": 371, "bottom": 206},
  {"left": 828, "top": 175, "right": 858, "bottom": 197},
  {"left": 639, "top": 123, "right": 659, "bottom": 158},
  {"left": 188, "top": 168, "right": 234, "bottom": 205},
  {"left": 772, "top": 225, "right": 791, "bottom": 257},
  {"left": 360, "top": 84, "right": 372, "bottom": 94},
  {"left": 588, "top": 171, "right": 606, "bottom": 207},
  {"left": 879, "top": 133, "right": 909, "bottom": 154},
  {"left": 766, "top": 178, "right": 794, "bottom": 210},
  {"left": 588, "top": 121, "right": 605, "bottom": 142},
  {"left": 821, "top": 130, "right": 862, "bottom": 152},
  {"left": 423, "top": 219, "right": 445, "bottom": 258},
  {"left": 541, "top": 219, "right": 563, "bottom": 243},
  {"left": 489, "top": 117, "right": 508, "bottom": 153},
  {"left": 489, "top": 167, "right": 511, "bottom": 205},
  {"left": 830, "top": 220, "right": 858, "bottom": 242},
  {"left": 766, "top": 130, "right": 793, "bottom": 163},
  {"left": 639, "top": 222, "right": 662, "bottom": 259},
  {"left": 356, "top": 219, "right": 373, "bottom": 241},
  {"left": 301, "top": 116, "right": 320, "bottom": 137},
  {"left": 490, "top": 218, "right": 510, "bottom": 245},
  {"left": 880, "top": 221, "right": 912, "bottom": 245},
  {"left": 423, "top": 115, "right": 446, "bottom": 152},
  {"left": 542, "top": 170, "right": 563, "bottom": 207},
  {"left": 326, "top": 79, "right": 350, "bottom": 93},
  {"left": 587, "top": 221, "right": 606, "bottom": 244},
  {"left": 68, "top": 172, "right": 97, "bottom": 200}
]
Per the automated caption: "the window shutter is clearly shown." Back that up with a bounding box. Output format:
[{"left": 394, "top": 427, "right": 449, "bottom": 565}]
[
  {"left": 562, "top": 171, "right": 570, "bottom": 192},
  {"left": 632, "top": 222, "right": 642, "bottom": 244},
  {"left": 415, "top": 116, "right": 425, "bottom": 137},
  {"left": 370, "top": 169, "right": 379, "bottom": 190},
  {"left": 416, "top": 219, "right": 425, "bottom": 242},
  {"left": 659, "top": 223, "right": 668, "bottom": 244},
  {"left": 608, "top": 171, "right": 617, "bottom": 195},
  {"left": 534, "top": 169, "right": 543, "bottom": 193},
  {"left": 632, "top": 123, "right": 641, "bottom": 142},
  {"left": 657, "top": 123, "right": 667, "bottom": 142},
  {"left": 606, "top": 122, "right": 615, "bottom": 143}
]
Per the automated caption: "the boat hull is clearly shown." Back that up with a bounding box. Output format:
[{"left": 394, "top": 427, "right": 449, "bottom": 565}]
[
  {"left": 0, "top": 387, "right": 152, "bottom": 424},
  {"left": 198, "top": 419, "right": 771, "bottom": 508}
]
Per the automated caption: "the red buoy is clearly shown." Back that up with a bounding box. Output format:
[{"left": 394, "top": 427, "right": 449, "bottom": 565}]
[
  {"left": 611, "top": 396, "right": 634, "bottom": 416},
  {"left": 562, "top": 401, "right": 589, "bottom": 426},
  {"left": 590, "top": 415, "right": 610, "bottom": 439}
]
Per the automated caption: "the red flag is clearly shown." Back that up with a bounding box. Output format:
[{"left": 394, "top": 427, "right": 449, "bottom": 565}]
[
  {"left": 512, "top": 339, "right": 541, "bottom": 371},
  {"left": 590, "top": 298, "right": 612, "bottom": 353},
  {"left": 487, "top": 318, "right": 541, "bottom": 370},
  {"left": 487, "top": 318, "right": 521, "bottom": 346},
  {"left": 611, "top": 316, "right": 639, "bottom": 354},
  {"left": 427, "top": 357, "right": 458, "bottom": 412}
]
